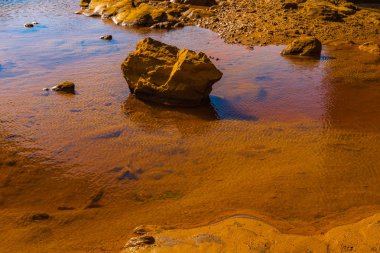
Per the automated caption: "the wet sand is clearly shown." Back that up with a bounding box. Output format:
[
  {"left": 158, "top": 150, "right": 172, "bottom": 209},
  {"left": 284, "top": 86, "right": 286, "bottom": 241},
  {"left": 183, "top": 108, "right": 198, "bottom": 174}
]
[{"left": 1, "top": 0, "right": 380, "bottom": 252}]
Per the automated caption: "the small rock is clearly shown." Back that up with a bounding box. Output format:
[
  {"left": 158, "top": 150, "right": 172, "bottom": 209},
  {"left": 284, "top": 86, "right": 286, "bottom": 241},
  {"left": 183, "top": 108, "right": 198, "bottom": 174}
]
[
  {"left": 42, "top": 88, "right": 49, "bottom": 91},
  {"left": 51, "top": 81, "right": 75, "bottom": 93},
  {"left": 32, "top": 21, "right": 39, "bottom": 25},
  {"left": 150, "top": 22, "right": 173, "bottom": 30},
  {"left": 31, "top": 213, "right": 50, "bottom": 221},
  {"left": 75, "top": 10, "right": 83, "bottom": 14},
  {"left": 173, "top": 22, "right": 185, "bottom": 28},
  {"left": 125, "top": 235, "right": 155, "bottom": 248},
  {"left": 133, "top": 225, "right": 162, "bottom": 235},
  {"left": 281, "top": 36, "right": 322, "bottom": 58},
  {"left": 282, "top": 2, "right": 298, "bottom": 10},
  {"left": 100, "top": 35, "right": 113, "bottom": 40},
  {"left": 24, "top": 23, "right": 34, "bottom": 28}
]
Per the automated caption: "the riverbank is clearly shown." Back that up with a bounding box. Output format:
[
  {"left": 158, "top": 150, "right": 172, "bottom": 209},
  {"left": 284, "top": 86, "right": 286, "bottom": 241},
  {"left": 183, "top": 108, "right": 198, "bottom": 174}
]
[
  {"left": 79, "top": 0, "right": 380, "bottom": 47},
  {"left": 125, "top": 213, "right": 380, "bottom": 252}
]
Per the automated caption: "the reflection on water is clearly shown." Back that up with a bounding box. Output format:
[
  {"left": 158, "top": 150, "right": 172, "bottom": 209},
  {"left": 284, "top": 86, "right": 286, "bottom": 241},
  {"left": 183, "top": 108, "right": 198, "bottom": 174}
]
[{"left": 0, "top": 0, "right": 380, "bottom": 249}]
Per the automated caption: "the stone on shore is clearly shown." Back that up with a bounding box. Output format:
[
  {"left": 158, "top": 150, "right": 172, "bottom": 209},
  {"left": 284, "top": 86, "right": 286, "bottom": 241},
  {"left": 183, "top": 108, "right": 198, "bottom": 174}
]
[
  {"left": 125, "top": 235, "right": 155, "bottom": 248},
  {"left": 121, "top": 38, "right": 223, "bottom": 106},
  {"left": 51, "top": 81, "right": 76, "bottom": 93},
  {"left": 359, "top": 42, "right": 380, "bottom": 56},
  {"left": 281, "top": 37, "right": 322, "bottom": 58}
]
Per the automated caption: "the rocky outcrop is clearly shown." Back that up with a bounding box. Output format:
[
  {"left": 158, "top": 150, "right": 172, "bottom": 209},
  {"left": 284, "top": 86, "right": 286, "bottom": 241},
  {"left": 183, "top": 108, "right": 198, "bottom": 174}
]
[
  {"left": 359, "top": 42, "right": 380, "bottom": 56},
  {"left": 121, "top": 38, "right": 223, "bottom": 106},
  {"left": 281, "top": 37, "right": 322, "bottom": 58},
  {"left": 302, "top": 0, "right": 357, "bottom": 21},
  {"left": 78, "top": 0, "right": 191, "bottom": 28}
]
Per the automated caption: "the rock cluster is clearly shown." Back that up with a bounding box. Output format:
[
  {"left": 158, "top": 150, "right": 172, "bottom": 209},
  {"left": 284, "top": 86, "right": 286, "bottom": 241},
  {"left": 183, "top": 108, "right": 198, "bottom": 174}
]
[
  {"left": 77, "top": 0, "right": 208, "bottom": 28},
  {"left": 121, "top": 37, "right": 223, "bottom": 106},
  {"left": 79, "top": 0, "right": 380, "bottom": 46}
]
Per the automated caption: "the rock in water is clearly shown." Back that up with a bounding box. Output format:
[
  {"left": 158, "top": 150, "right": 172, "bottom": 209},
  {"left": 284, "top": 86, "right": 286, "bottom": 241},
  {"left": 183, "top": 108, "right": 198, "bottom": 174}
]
[
  {"left": 51, "top": 81, "right": 75, "bottom": 93},
  {"left": 100, "top": 35, "right": 113, "bottom": 40},
  {"left": 24, "top": 23, "right": 34, "bottom": 28},
  {"left": 281, "top": 37, "right": 322, "bottom": 58},
  {"left": 121, "top": 37, "right": 223, "bottom": 106}
]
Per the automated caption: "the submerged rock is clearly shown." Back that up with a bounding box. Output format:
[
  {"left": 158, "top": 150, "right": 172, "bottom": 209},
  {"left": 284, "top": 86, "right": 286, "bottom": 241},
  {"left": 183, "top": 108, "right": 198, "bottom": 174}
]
[
  {"left": 133, "top": 225, "right": 163, "bottom": 235},
  {"left": 51, "top": 81, "right": 75, "bottom": 93},
  {"left": 121, "top": 38, "right": 223, "bottom": 106},
  {"left": 99, "top": 34, "right": 113, "bottom": 40},
  {"left": 359, "top": 42, "right": 380, "bottom": 56},
  {"left": 31, "top": 213, "right": 50, "bottom": 221},
  {"left": 281, "top": 37, "right": 322, "bottom": 58}
]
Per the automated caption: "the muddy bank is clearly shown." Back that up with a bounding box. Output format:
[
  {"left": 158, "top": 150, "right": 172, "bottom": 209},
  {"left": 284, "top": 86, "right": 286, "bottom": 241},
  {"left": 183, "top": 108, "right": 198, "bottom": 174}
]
[{"left": 79, "top": 0, "right": 380, "bottom": 47}]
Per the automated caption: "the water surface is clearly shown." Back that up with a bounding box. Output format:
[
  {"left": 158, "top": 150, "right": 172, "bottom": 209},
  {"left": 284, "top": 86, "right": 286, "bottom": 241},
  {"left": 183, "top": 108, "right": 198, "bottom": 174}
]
[{"left": 1, "top": 0, "right": 380, "bottom": 252}]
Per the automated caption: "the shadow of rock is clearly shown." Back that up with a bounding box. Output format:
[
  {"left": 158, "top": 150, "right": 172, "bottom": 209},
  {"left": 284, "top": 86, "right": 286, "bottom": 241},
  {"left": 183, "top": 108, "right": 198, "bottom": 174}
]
[
  {"left": 282, "top": 55, "right": 322, "bottom": 69},
  {"left": 122, "top": 94, "right": 218, "bottom": 134},
  {"left": 210, "top": 96, "right": 259, "bottom": 121}
]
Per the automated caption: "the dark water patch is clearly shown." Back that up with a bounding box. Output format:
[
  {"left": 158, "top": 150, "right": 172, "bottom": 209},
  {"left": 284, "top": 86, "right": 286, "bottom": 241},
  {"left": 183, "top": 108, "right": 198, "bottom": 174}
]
[
  {"left": 255, "top": 88, "right": 268, "bottom": 102},
  {"left": 118, "top": 171, "right": 138, "bottom": 181},
  {"left": 210, "top": 96, "right": 259, "bottom": 121},
  {"left": 93, "top": 130, "right": 124, "bottom": 139},
  {"left": 255, "top": 76, "right": 273, "bottom": 82}
]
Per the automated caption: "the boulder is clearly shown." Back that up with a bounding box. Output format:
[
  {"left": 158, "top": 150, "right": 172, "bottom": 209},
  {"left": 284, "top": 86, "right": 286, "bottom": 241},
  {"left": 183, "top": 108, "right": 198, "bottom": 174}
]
[
  {"left": 121, "top": 38, "right": 223, "bottom": 106},
  {"left": 80, "top": 0, "right": 91, "bottom": 8},
  {"left": 81, "top": 0, "right": 169, "bottom": 27},
  {"left": 52, "top": 81, "right": 76, "bottom": 93},
  {"left": 359, "top": 42, "right": 380, "bottom": 56},
  {"left": 281, "top": 37, "right": 322, "bottom": 58}
]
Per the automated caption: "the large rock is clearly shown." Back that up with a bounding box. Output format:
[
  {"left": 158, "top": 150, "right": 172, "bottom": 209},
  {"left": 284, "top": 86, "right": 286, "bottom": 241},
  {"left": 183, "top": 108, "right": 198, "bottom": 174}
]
[
  {"left": 281, "top": 37, "right": 322, "bottom": 58},
  {"left": 121, "top": 38, "right": 223, "bottom": 106}
]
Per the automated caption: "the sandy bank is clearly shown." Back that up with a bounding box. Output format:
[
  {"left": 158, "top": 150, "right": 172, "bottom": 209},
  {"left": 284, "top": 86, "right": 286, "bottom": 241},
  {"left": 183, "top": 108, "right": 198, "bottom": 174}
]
[{"left": 125, "top": 213, "right": 380, "bottom": 252}]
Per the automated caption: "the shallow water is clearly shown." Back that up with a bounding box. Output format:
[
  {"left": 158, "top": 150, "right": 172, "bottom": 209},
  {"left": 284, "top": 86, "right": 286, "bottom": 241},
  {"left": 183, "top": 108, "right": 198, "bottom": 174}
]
[{"left": 1, "top": 0, "right": 380, "bottom": 251}]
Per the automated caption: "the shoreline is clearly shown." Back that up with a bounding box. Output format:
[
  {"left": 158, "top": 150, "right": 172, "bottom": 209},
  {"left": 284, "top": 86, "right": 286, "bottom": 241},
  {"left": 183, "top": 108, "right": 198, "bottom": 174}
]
[
  {"left": 125, "top": 212, "right": 380, "bottom": 252},
  {"left": 78, "top": 0, "right": 380, "bottom": 48}
]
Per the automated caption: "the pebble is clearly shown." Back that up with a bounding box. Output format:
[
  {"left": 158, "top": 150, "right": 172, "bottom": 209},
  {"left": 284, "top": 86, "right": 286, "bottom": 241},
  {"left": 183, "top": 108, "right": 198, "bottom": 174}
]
[
  {"left": 24, "top": 23, "right": 34, "bottom": 28},
  {"left": 100, "top": 35, "right": 113, "bottom": 40}
]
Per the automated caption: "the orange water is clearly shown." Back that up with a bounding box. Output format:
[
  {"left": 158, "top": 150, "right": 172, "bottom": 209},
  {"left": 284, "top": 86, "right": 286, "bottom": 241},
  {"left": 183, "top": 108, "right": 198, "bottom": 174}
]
[{"left": 1, "top": 0, "right": 380, "bottom": 251}]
